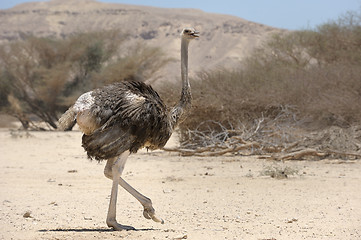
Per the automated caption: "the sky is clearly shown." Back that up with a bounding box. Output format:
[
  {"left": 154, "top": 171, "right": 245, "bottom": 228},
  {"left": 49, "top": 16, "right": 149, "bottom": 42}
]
[{"left": 0, "top": 0, "right": 360, "bottom": 30}]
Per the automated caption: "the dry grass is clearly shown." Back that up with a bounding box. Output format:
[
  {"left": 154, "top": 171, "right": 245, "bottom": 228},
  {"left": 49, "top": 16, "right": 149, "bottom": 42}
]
[{"left": 260, "top": 164, "right": 299, "bottom": 179}]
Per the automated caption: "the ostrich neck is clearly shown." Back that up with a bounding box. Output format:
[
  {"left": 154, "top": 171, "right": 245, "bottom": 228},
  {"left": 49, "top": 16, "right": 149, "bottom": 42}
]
[
  {"left": 181, "top": 38, "right": 190, "bottom": 96},
  {"left": 170, "top": 38, "right": 192, "bottom": 128}
]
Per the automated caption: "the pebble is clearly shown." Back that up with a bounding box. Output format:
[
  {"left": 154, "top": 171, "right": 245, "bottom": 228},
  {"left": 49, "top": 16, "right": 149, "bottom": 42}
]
[
  {"left": 173, "top": 234, "right": 187, "bottom": 239},
  {"left": 23, "top": 211, "right": 32, "bottom": 218}
]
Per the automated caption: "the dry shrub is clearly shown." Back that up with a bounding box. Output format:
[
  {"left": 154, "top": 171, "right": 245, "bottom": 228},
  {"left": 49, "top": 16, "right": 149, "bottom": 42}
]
[
  {"left": 160, "top": 10, "right": 361, "bottom": 147},
  {"left": 261, "top": 164, "right": 299, "bottom": 179},
  {"left": 92, "top": 43, "right": 171, "bottom": 86},
  {"left": 0, "top": 30, "right": 170, "bottom": 129},
  {"left": 0, "top": 30, "right": 125, "bottom": 128}
]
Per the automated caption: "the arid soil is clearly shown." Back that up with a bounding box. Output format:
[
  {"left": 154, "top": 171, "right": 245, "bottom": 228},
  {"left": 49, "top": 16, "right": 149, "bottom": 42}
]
[{"left": 1, "top": 129, "right": 361, "bottom": 240}]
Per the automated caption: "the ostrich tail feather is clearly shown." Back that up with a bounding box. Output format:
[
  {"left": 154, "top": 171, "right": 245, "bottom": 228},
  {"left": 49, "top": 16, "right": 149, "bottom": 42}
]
[{"left": 58, "top": 107, "right": 77, "bottom": 131}]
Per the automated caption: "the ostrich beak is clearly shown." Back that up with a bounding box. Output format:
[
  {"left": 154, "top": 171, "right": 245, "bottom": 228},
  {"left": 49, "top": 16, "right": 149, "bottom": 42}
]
[{"left": 192, "top": 31, "right": 200, "bottom": 38}]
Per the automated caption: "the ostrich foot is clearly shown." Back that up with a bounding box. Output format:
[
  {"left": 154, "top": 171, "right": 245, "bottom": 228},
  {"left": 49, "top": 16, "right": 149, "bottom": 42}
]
[
  {"left": 107, "top": 220, "right": 136, "bottom": 231},
  {"left": 143, "top": 205, "right": 164, "bottom": 224}
]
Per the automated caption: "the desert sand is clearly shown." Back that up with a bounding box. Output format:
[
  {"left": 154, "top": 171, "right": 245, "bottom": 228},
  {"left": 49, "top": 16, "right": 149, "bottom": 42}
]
[{"left": 1, "top": 128, "right": 361, "bottom": 240}]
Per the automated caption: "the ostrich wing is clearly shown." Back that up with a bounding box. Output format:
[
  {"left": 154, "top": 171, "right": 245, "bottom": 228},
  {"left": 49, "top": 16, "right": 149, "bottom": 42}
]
[
  {"left": 82, "top": 81, "right": 171, "bottom": 161},
  {"left": 82, "top": 124, "right": 135, "bottom": 161}
]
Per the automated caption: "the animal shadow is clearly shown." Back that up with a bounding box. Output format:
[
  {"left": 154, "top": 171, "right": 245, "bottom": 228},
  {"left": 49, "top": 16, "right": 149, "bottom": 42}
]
[{"left": 39, "top": 227, "right": 156, "bottom": 232}]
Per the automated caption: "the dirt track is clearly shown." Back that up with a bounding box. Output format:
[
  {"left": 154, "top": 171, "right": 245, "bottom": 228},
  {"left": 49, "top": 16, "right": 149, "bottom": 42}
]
[{"left": 1, "top": 130, "right": 360, "bottom": 239}]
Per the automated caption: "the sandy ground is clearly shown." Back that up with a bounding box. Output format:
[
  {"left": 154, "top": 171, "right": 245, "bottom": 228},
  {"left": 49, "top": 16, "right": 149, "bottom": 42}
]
[{"left": 1, "top": 129, "right": 361, "bottom": 240}]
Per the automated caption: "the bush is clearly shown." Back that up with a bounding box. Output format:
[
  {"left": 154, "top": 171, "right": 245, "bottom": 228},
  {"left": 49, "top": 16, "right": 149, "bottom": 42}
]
[
  {"left": 0, "top": 30, "right": 170, "bottom": 129},
  {"left": 161, "top": 10, "right": 361, "bottom": 146}
]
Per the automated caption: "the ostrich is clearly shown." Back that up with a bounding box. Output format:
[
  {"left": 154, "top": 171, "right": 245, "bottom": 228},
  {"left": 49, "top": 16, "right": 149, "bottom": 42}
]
[{"left": 58, "top": 28, "right": 199, "bottom": 230}]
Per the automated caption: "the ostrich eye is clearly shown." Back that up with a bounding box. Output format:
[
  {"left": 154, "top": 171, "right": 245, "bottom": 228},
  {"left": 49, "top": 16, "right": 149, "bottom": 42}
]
[{"left": 184, "top": 29, "right": 190, "bottom": 33}]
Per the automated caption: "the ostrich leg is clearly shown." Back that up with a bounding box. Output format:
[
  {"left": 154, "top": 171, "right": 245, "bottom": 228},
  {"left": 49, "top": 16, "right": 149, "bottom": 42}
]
[
  {"left": 104, "top": 158, "right": 164, "bottom": 224},
  {"left": 106, "top": 151, "right": 135, "bottom": 231},
  {"left": 118, "top": 177, "right": 164, "bottom": 223}
]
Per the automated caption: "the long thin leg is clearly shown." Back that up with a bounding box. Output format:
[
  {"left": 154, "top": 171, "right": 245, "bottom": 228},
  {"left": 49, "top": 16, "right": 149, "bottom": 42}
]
[
  {"left": 119, "top": 178, "right": 164, "bottom": 223},
  {"left": 104, "top": 158, "right": 164, "bottom": 224},
  {"left": 106, "top": 151, "right": 135, "bottom": 231}
]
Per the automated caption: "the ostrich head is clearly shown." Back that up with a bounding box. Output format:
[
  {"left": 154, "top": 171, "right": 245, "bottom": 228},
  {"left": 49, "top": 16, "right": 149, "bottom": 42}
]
[{"left": 181, "top": 27, "right": 199, "bottom": 40}]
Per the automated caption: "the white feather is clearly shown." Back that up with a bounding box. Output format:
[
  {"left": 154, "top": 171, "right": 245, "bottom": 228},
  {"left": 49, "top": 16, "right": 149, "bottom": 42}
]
[
  {"left": 73, "top": 91, "right": 94, "bottom": 112},
  {"left": 124, "top": 91, "right": 145, "bottom": 103}
]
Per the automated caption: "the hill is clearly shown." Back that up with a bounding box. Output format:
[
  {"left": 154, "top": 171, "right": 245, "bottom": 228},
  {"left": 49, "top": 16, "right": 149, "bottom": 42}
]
[{"left": 0, "top": 0, "right": 283, "bottom": 81}]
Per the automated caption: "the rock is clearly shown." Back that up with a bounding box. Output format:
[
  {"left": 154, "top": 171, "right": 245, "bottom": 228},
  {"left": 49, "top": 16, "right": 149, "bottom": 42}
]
[
  {"left": 23, "top": 211, "right": 32, "bottom": 218},
  {"left": 173, "top": 234, "right": 187, "bottom": 239}
]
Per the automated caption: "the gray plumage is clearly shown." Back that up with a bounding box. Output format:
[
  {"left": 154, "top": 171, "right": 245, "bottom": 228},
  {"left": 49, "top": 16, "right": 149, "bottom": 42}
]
[{"left": 82, "top": 81, "right": 172, "bottom": 160}]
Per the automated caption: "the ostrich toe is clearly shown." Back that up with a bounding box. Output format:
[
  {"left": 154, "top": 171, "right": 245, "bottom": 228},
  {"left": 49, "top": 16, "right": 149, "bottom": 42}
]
[
  {"left": 143, "top": 206, "right": 164, "bottom": 224},
  {"left": 107, "top": 220, "right": 136, "bottom": 231}
]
